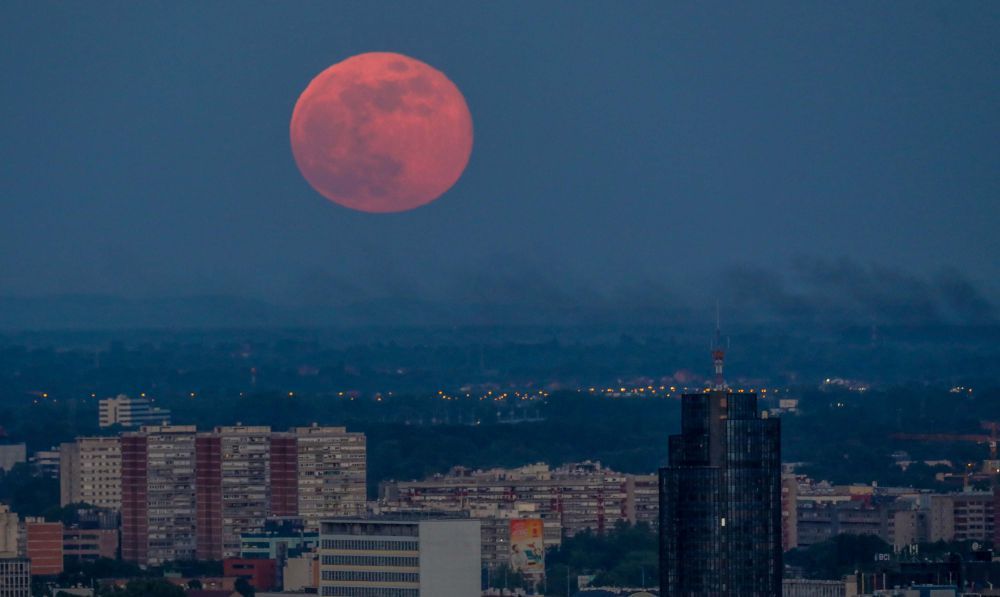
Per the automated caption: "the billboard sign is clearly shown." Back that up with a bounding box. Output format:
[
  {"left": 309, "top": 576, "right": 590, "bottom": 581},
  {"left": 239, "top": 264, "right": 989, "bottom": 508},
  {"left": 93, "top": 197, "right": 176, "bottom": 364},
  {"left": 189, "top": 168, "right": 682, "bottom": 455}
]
[{"left": 509, "top": 518, "right": 545, "bottom": 575}]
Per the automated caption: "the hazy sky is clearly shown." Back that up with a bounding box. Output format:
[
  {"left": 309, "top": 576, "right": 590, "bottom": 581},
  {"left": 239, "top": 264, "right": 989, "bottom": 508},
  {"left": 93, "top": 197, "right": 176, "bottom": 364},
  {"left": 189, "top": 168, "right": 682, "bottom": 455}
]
[{"left": 1, "top": 3, "right": 997, "bottom": 321}]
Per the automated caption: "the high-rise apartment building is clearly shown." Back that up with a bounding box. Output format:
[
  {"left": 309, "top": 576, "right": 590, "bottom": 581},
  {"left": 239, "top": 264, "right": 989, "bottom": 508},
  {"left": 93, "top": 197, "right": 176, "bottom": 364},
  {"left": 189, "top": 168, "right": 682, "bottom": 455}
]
[
  {"left": 121, "top": 425, "right": 198, "bottom": 565},
  {"left": 119, "top": 424, "right": 366, "bottom": 565},
  {"left": 659, "top": 345, "right": 782, "bottom": 596},
  {"left": 319, "top": 518, "right": 481, "bottom": 597},
  {"left": 196, "top": 425, "right": 272, "bottom": 559},
  {"left": 294, "top": 425, "right": 367, "bottom": 529},
  {"left": 59, "top": 437, "right": 122, "bottom": 509},
  {"left": 99, "top": 394, "right": 171, "bottom": 428}
]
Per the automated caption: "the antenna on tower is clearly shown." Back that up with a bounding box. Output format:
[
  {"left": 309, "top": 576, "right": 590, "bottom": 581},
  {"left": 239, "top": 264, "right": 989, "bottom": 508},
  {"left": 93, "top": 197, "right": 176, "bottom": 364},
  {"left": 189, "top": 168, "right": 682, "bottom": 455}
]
[{"left": 712, "top": 300, "right": 727, "bottom": 391}]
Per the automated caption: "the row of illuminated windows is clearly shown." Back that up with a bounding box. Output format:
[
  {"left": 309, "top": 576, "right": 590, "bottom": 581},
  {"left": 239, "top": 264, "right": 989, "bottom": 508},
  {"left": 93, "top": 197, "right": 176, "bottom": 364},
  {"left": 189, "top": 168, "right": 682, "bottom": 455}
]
[
  {"left": 321, "top": 554, "right": 418, "bottom": 567},
  {"left": 322, "top": 570, "right": 418, "bottom": 583}
]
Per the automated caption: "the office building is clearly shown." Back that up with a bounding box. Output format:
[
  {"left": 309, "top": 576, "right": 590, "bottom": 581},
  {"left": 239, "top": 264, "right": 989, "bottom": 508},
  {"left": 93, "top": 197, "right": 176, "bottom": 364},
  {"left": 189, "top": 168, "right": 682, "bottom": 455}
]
[
  {"left": 99, "top": 394, "right": 171, "bottom": 428},
  {"left": 59, "top": 437, "right": 122, "bottom": 509},
  {"left": 659, "top": 344, "right": 782, "bottom": 595},
  {"left": 24, "top": 519, "right": 63, "bottom": 576},
  {"left": 319, "top": 518, "right": 481, "bottom": 597},
  {"left": 0, "top": 558, "right": 30, "bottom": 597}
]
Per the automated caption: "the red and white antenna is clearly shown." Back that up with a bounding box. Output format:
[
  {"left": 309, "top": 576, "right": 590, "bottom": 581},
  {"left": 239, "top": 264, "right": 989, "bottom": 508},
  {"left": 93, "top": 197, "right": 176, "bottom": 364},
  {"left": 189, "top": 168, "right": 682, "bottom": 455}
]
[{"left": 712, "top": 301, "right": 726, "bottom": 391}]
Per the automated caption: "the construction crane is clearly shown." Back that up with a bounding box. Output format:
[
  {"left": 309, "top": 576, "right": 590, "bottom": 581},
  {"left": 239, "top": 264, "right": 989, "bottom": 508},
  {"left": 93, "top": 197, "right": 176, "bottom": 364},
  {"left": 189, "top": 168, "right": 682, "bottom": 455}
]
[{"left": 890, "top": 421, "right": 999, "bottom": 490}]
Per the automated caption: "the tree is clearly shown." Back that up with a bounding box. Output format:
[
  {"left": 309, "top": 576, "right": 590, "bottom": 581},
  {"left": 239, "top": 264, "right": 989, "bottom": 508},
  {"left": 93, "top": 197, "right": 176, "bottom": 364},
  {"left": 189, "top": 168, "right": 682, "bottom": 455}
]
[
  {"left": 785, "top": 534, "right": 894, "bottom": 579},
  {"left": 234, "top": 577, "right": 256, "bottom": 597}
]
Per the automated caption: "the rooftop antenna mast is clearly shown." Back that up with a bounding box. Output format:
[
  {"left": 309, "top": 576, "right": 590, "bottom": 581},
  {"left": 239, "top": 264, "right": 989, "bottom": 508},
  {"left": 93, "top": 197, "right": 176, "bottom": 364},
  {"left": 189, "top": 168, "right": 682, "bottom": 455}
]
[{"left": 712, "top": 301, "right": 727, "bottom": 391}]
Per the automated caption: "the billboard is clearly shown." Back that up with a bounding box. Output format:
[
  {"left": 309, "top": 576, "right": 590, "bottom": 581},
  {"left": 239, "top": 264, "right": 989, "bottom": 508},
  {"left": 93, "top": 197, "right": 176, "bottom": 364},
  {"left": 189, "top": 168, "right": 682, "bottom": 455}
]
[{"left": 509, "top": 518, "right": 545, "bottom": 575}]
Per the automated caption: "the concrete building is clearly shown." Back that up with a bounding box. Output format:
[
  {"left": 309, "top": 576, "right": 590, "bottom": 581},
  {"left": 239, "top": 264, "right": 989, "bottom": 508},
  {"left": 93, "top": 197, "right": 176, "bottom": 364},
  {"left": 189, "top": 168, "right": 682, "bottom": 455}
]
[
  {"left": 24, "top": 519, "right": 63, "bottom": 576},
  {"left": 293, "top": 425, "right": 367, "bottom": 530},
  {"left": 796, "top": 500, "right": 888, "bottom": 548},
  {"left": 928, "top": 492, "right": 994, "bottom": 543},
  {"left": 224, "top": 558, "right": 277, "bottom": 591},
  {"left": 121, "top": 425, "right": 198, "bottom": 565},
  {"left": 0, "top": 558, "right": 30, "bottom": 597},
  {"left": 60, "top": 437, "right": 122, "bottom": 509},
  {"left": 782, "top": 474, "right": 799, "bottom": 551},
  {"left": 119, "top": 424, "right": 365, "bottom": 565},
  {"left": 319, "top": 518, "right": 481, "bottom": 597},
  {"left": 283, "top": 553, "right": 319, "bottom": 592},
  {"left": 62, "top": 528, "right": 118, "bottom": 561},
  {"left": 0, "top": 444, "right": 26, "bottom": 473},
  {"left": 98, "top": 394, "right": 171, "bottom": 428},
  {"left": 380, "top": 461, "right": 657, "bottom": 538},
  {"left": 29, "top": 448, "right": 60, "bottom": 479},
  {"left": 782, "top": 578, "right": 845, "bottom": 597},
  {"left": 197, "top": 425, "right": 272, "bottom": 559},
  {"left": 0, "top": 506, "right": 18, "bottom": 558}
]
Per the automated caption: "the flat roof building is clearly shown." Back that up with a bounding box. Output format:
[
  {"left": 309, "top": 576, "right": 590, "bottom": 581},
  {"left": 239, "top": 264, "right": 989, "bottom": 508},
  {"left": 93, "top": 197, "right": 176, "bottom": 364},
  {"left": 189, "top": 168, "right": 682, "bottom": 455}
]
[
  {"left": 99, "top": 395, "right": 171, "bottom": 429},
  {"left": 319, "top": 518, "right": 481, "bottom": 597},
  {"left": 0, "top": 558, "right": 30, "bottom": 597},
  {"left": 60, "top": 437, "right": 122, "bottom": 509}
]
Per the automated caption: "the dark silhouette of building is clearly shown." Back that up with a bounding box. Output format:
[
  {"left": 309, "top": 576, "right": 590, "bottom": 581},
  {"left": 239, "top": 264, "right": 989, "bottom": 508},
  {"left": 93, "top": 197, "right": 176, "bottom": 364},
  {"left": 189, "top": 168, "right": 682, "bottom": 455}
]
[{"left": 659, "top": 339, "right": 782, "bottom": 596}]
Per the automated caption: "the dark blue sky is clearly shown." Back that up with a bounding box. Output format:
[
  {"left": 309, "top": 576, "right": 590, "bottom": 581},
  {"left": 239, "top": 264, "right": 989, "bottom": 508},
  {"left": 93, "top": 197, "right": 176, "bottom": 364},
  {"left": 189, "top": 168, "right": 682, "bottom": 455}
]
[{"left": 1, "top": 3, "right": 997, "bottom": 323}]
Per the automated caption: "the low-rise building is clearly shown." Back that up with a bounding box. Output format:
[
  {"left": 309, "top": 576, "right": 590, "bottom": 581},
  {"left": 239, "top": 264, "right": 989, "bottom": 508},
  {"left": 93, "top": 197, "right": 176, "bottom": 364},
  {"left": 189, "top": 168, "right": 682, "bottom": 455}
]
[
  {"left": 24, "top": 519, "right": 62, "bottom": 576},
  {"left": 98, "top": 395, "right": 171, "bottom": 428},
  {"left": 224, "top": 558, "right": 277, "bottom": 591},
  {"left": 0, "top": 444, "right": 26, "bottom": 473},
  {"left": 319, "top": 518, "right": 481, "bottom": 597},
  {"left": 29, "top": 448, "right": 60, "bottom": 479},
  {"left": 62, "top": 527, "right": 118, "bottom": 561},
  {"left": 380, "top": 461, "right": 657, "bottom": 538}
]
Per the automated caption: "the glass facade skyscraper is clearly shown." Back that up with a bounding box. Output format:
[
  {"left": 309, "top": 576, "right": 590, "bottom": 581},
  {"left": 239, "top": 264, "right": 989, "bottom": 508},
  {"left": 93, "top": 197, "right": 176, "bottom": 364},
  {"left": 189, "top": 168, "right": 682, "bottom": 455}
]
[{"left": 659, "top": 388, "right": 782, "bottom": 596}]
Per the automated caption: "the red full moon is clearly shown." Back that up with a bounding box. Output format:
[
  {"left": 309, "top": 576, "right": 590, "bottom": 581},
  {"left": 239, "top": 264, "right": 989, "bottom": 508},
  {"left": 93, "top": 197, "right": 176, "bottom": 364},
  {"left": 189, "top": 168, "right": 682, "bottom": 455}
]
[{"left": 290, "top": 52, "right": 473, "bottom": 213}]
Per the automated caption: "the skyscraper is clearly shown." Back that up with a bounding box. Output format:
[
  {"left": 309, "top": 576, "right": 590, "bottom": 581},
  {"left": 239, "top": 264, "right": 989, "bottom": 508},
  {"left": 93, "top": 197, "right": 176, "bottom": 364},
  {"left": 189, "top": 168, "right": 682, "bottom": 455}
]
[{"left": 659, "top": 342, "right": 782, "bottom": 596}]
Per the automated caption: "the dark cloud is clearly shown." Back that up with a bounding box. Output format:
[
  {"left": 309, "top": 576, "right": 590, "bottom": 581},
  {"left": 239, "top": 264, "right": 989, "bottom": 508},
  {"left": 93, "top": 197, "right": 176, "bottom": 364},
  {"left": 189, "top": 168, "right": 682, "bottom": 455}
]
[{"left": 722, "top": 258, "right": 996, "bottom": 325}]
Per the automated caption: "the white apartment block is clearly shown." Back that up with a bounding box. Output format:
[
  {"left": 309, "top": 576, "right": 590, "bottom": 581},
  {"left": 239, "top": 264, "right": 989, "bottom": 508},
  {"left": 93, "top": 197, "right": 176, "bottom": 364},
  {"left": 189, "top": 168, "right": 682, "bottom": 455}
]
[
  {"left": 60, "top": 437, "right": 122, "bottom": 509},
  {"left": 295, "top": 425, "right": 367, "bottom": 529},
  {"left": 99, "top": 394, "right": 171, "bottom": 428}
]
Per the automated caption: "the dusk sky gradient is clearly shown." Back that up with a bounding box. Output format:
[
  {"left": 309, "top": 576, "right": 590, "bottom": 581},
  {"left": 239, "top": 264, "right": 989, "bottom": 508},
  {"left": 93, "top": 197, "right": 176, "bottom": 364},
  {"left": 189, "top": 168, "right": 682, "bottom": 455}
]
[{"left": 1, "top": 2, "right": 997, "bottom": 324}]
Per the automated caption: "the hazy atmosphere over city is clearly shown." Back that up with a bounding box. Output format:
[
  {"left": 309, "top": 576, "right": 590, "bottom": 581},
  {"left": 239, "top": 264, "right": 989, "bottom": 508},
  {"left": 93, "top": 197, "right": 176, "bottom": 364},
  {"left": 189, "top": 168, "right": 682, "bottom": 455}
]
[
  {"left": 1, "top": 3, "right": 998, "bottom": 328},
  {"left": 1, "top": 3, "right": 999, "bottom": 597}
]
